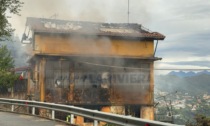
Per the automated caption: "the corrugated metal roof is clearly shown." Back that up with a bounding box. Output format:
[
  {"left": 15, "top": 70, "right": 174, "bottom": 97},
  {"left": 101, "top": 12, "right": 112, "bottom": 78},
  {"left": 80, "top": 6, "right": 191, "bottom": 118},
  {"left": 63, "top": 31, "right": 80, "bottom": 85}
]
[{"left": 26, "top": 17, "right": 165, "bottom": 40}]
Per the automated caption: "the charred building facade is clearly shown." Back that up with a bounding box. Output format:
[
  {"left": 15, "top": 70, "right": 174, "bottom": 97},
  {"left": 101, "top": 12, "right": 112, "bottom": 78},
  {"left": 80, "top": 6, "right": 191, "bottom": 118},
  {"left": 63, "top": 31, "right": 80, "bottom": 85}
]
[{"left": 23, "top": 17, "right": 165, "bottom": 122}]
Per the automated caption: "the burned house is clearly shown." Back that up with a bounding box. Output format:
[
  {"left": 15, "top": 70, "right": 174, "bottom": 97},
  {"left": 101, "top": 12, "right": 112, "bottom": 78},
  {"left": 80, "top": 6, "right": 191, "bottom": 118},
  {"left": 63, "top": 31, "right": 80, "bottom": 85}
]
[{"left": 22, "top": 17, "right": 165, "bottom": 121}]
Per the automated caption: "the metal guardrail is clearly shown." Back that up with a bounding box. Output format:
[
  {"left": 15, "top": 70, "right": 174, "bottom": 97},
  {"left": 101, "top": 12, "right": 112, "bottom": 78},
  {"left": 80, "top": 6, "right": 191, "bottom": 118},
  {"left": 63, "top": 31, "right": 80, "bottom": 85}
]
[{"left": 0, "top": 98, "right": 183, "bottom": 126}]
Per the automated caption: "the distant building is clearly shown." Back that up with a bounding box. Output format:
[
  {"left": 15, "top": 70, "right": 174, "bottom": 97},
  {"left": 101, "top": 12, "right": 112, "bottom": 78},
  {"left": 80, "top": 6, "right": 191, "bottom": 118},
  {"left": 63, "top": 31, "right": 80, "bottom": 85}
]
[
  {"left": 22, "top": 17, "right": 165, "bottom": 123},
  {"left": 191, "top": 105, "right": 197, "bottom": 111}
]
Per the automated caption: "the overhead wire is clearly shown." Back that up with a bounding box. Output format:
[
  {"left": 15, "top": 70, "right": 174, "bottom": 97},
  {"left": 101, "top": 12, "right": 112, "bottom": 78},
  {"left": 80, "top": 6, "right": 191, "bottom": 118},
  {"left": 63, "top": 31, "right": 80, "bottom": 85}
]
[
  {"left": 76, "top": 61, "right": 148, "bottom": 70},
  {"left": 75, "top": 61, "right": 210, "bottom": 71}
]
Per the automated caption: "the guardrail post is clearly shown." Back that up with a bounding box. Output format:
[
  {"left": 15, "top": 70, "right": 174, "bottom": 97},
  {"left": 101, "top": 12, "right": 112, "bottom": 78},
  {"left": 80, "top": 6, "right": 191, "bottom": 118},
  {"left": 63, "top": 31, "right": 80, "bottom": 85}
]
[
  {"left": 70, "top": 114, "right": 74, "bottom": 124},
  {"left": 0, "top": 98, "right": 183, "bottom": 126},
  {"left": 11, "top": 105, "right": 14, "bottom": 112},
  {"left": 94, "top": 120, "right": 98, "bottom": 126},
  {"left": 32, "top": 107, "right": 35, "bottom": 115},
  {"left": 51, "top": 110, "right": 55, "bottom": 120}
]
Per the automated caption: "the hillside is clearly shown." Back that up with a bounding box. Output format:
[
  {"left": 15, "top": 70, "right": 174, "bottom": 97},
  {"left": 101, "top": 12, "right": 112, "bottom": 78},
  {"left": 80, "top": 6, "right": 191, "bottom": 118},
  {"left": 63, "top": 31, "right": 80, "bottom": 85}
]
[
  {"left": 155, "top": 72, "right": 210, "bottom": 95},
  {"left": 168, "top": 70, "right": 210, "bottom": 78}
]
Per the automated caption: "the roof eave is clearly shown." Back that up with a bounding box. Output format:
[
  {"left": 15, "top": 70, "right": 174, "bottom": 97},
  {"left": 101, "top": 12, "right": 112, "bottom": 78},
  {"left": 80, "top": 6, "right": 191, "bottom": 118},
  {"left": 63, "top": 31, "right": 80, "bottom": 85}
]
[{"left": 33, "top": 30, "right": 165, "bottom": 40}]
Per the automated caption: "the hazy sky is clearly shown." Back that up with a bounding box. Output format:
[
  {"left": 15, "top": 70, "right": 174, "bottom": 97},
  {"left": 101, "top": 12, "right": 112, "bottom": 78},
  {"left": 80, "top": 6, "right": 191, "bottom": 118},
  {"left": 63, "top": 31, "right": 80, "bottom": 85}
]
[{"left": 8, "top": 0, "right": 210, "bottom": 74}]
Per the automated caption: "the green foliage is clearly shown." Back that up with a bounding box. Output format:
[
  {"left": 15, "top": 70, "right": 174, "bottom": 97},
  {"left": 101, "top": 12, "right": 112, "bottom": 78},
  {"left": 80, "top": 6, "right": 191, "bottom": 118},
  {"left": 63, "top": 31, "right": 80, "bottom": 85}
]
[
  {"left": 0, "top": 45, "right": 14, "bottom": 70},
  {"left": 0, "top": 45, "right": 18, "bottom": 89},
  {"left": 186, "top": 114, "right": 210, "bottom": 126},
  {"left": 0, "top": 0, "right": 23, "bottom": 91},
  {"left": 0, "top": 0, "right": 23, "bottom": 39}
]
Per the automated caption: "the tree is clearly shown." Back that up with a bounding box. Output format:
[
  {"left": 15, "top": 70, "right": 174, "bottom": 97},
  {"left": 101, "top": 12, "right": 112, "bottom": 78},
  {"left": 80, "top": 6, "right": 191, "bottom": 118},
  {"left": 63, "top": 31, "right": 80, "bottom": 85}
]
[
  {"left": 186, "top": 114, "right": 210, "bottom": 126},
  {"left": 0, "top": 0, "right": 23, "bottom": 92},
  {"left": 0, "top": 0, "right": 23, "bottom": 39},
  {"left": 0, "top": 45, "right": 18, "bottom": 92}
]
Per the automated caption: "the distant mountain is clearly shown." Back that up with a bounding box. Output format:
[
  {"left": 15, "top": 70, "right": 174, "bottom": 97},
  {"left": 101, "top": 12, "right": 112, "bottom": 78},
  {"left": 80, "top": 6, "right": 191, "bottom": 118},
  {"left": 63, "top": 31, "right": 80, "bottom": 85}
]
[
  {"left": 155, "top": 73, "right": 210, "bottom": 95},
  {"left": 167, "top": 70, "right": 210, "bottom": 78},
  {"left": 196, "top": 70, "right": 210, "bottom": 76}
]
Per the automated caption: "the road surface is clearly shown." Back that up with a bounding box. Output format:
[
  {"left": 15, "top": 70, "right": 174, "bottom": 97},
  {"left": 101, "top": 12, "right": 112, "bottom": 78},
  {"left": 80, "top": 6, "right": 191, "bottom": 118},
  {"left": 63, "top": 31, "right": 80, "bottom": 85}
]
[{"left": 0, "top": 111, "right": 69, "bottom": 126}]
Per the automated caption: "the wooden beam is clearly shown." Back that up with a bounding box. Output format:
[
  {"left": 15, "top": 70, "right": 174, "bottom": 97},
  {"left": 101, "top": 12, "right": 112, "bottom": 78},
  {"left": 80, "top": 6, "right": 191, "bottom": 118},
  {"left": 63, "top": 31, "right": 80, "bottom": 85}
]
[{"left": 39, "top": 58, "right": 46, "bottom": 102}]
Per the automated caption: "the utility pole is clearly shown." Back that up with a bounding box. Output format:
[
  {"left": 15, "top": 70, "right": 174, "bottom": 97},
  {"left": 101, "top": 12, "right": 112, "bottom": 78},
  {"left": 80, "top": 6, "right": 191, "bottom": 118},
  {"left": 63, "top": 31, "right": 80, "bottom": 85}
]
[
  {"left": 50, "top": 13, "right": 58, "bottom": 19},
  {"left": 128, "top": 0, "right": 130, "bottom": 23}
]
